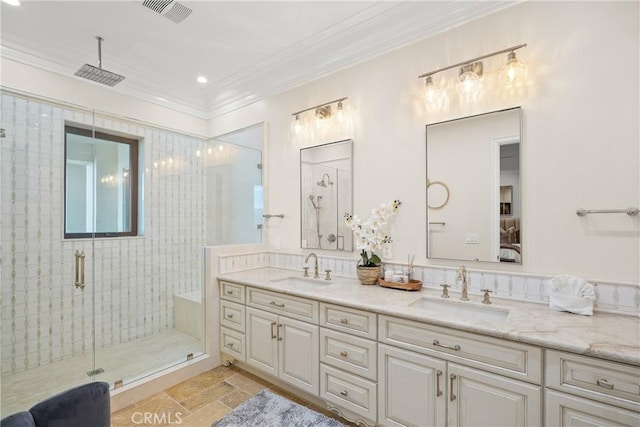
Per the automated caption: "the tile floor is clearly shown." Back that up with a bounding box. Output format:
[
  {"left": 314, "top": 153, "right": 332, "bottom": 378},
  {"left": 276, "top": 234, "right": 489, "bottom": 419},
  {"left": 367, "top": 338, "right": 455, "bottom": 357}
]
[{"left": 111, "top": 365, "right": 358, "bottom": 427}]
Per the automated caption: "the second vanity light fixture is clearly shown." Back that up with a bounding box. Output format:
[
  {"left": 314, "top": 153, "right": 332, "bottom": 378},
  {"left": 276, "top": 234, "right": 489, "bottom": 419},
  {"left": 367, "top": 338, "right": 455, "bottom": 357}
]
[
  {"left": 419, "top": 43, "right": 527, "bottom": 103},
  {"left": 291, "top": 97, "right": 347, "bottom": 134}
]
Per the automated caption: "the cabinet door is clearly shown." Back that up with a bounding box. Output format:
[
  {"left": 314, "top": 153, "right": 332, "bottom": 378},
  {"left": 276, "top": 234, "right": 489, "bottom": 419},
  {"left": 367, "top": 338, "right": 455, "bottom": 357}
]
[
  {"left": 448, "top": 363, "right": 541, "bottom": 427},
  {"left": 378, "top": 344, "right": 446, "bottom": 427},
  {"left": 278, "top": 316, "right": 320, "bottom": 396},
  {"left": 546, "top": 389, "right": 640, "bottom": 427},
  {"left": 246, "top": 307, "right": 278, "bottom": 377}
]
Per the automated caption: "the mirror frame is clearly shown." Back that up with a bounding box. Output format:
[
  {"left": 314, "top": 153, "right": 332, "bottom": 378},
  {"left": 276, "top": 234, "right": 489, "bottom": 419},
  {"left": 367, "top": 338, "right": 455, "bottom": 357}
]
[
  {"left": 300, "top": 139, "right": 353, "bottom": 251},
  {"left": 426, "top": 107, "right": 522, "bottom": 264}
]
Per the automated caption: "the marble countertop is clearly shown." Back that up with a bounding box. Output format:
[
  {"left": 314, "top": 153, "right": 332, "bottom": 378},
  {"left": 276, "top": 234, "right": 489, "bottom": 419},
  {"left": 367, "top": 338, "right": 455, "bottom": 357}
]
[{"left": 218, "top": 267, "right": 640, "bottom": 366}]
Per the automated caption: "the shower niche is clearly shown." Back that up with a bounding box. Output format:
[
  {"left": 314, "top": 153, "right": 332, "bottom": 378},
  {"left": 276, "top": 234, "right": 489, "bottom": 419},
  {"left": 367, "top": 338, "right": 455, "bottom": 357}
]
[{"left": 300, "top": 139, "right": 353, "bottom": 251}]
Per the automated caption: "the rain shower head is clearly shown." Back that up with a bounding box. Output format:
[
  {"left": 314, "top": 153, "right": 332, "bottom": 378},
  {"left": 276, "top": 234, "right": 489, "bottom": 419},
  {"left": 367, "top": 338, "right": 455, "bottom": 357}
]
[{"left": 75, "top": 36, "right": 125, "bottom": 87}]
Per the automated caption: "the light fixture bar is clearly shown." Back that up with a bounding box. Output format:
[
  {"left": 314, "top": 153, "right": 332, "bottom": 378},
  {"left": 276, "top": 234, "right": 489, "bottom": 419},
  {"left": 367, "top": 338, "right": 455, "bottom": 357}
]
[
  {"left": 418, "top": 43, "right": 527, "bottom": 79},
  {"left": 292, "top": 97, "right": 348, "bottom": 117}
]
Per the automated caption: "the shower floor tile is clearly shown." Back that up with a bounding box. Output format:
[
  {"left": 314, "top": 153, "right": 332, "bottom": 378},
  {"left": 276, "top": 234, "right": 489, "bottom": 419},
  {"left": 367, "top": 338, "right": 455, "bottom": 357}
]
[
  {"left": 111, "top": 365, "right": 358, "bottom": 427},
  {"left": 1, "top": 328, "right": 202, "bottom": 416}
]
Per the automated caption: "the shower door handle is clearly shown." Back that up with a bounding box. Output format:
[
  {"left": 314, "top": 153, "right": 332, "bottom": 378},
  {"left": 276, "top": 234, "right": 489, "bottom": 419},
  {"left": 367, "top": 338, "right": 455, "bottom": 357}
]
[{"left": 75, "top": 251, "right": 86, "bottom": 290}]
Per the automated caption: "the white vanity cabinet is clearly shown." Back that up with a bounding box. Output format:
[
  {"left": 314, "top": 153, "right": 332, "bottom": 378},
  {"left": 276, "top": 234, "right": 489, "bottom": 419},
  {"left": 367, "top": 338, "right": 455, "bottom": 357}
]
[
  {"left": 319, "top": 303, "right": 378, "bottom": 424},
  {"left": 220, "top": 282, "right": 246, "bottom": 362},
  {"left": 378, "top": 315, "right": 542, "bottom": 427},
  {"left": 245, "top": 287, "right": 321, "bottom": 395},
  {"left": 545, "top": 349, "right": 640, "bottom": 427}
]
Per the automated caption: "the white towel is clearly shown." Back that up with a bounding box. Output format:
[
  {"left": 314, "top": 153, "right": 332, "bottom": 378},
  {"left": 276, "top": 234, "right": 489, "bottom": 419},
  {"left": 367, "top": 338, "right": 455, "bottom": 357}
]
[{"left": 546, "top": 274, "right": 595, "bottom": 316}]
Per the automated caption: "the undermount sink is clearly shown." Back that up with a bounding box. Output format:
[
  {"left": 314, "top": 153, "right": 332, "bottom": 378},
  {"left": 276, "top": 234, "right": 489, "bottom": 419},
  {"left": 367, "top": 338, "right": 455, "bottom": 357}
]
[
  {"left": 271, "top": 276, "right": 334, "bottom": 286},
  {"left": 409, "top": 298, "right": 510, "bottom": 322}
]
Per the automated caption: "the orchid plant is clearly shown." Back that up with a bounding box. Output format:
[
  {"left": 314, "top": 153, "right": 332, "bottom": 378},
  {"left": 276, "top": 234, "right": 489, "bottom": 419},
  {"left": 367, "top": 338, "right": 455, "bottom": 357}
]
[{"left": 345, "top": 200, "right": 401, "bottom": 267}]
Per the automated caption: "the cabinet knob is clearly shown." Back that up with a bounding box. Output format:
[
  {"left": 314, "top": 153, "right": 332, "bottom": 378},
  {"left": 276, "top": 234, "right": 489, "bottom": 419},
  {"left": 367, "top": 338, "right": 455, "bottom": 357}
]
[
  {"left": 340, "top": 351, "right": 348, "bottom": 357},
  {"left": 226, "top": 313, "right": 234, "bottom": 319},
  {"left": 226, "top": 290, "right": 233, "bottom": 295},
  {"left": 340, "top": 390, "right": 348, "bottom": 397},
  {"left": 226, "top": 342, "right": 234, "bottom": 348},
  {"left": 339, "top": 318, "right": 349, "bottom": 324}
]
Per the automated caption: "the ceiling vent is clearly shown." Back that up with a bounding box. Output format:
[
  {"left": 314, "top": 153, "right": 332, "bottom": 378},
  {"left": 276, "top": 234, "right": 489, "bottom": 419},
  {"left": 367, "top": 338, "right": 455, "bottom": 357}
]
[{"left": 142, "top": 0, "right": 192, "bottom": 24}]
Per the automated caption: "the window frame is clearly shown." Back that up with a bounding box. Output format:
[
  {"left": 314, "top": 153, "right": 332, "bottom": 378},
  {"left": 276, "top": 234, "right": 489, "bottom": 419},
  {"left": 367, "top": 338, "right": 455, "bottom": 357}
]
[{"left": 64, "top": 125, "right": 139, "bottom": 239}]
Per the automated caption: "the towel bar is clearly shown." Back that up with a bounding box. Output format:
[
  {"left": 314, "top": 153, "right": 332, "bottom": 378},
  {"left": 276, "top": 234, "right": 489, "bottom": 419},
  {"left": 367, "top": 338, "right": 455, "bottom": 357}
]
[
  {"left": 576, "top": 208, "right": 639, "bottom": 217},
  {"left": 262, "top": 214, "right": 285, "bottom": 218}
]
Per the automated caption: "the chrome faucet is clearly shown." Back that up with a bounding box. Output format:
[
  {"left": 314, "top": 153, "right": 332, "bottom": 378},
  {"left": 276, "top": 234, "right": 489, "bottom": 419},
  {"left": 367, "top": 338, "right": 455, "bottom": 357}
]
[
  {"left": 457, "top": 265, "right": 469, "bottom": 301},
  {"left": 305, "top": 253, "right": 320, "bottom": 279}
]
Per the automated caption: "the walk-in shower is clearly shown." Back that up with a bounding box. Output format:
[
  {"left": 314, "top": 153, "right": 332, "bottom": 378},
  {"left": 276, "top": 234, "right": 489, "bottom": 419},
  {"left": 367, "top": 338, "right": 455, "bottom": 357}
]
[{"left": 0, "top": 93, "right": 207, "bottom": 414}]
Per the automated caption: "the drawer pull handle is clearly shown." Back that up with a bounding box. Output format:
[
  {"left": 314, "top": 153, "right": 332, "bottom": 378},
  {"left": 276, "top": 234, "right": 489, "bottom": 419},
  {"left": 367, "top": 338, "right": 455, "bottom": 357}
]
[
  {"left": 226, "top": 342, "right": 234, "bottom": 348},
  {"left": 433, "top": 339, "right": 461, "bottom": 351},
  {"left": 226, "top": 290, "right": 234, "bottom": 295},
  {"left": 226, "top": 314, "right": 234, "bottom": 319},
  {"left": 277, "top": 324, "right": 283, "bottom": 341},
  {"left": 597, "top": 379, "right": 614, "bottom": 390},
  {"left": 271, "top": 322, "right": 277, "bottom": 339},
  {"left": 436, "top": 369, "right": 443, "bottom": 397},
  {"left": 450, "top": 374, "right": 457, "bottom": 401},
  {"left": 270, "top": 301, "right": 285, "bottom": 308},
  {"left": 340, "top": 351, "right": 348, "bottom": 357},
  {"left": 339, "top": 318, "right": 349, "bottom": 324},
  {"left": 340, "top": 390, "right": 348, "bottom": 397}
]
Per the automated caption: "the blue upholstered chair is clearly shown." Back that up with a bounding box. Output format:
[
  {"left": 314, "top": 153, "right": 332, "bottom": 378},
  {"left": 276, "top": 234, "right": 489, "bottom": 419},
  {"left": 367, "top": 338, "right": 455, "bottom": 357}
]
[{"left": 1, "top": 382, "right": 110, "bottom": 427}]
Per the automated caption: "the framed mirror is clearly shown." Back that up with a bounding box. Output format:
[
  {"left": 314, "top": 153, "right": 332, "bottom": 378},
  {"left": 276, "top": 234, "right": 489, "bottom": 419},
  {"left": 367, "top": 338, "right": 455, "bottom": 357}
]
[
  {"left": 426, "top": 107, "right": 521, "bottom": 263},
  {"left": 300, "top": 139, "right": 353, "bottom": 251}
]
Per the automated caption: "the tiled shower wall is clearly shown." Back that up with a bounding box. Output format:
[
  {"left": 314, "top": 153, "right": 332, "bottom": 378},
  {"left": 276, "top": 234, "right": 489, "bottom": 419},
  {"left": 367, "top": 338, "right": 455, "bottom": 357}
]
[
  {"left": 217, "top": 251, "right": 640, "bottom": 315},
  {"left": 1, "top": 94, "right": 205, "bottom": 375}
]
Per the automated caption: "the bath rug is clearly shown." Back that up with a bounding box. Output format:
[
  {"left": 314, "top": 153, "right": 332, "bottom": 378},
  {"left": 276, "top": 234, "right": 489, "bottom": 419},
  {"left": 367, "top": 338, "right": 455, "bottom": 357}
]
[{"left": 212, "top": 389, "right": 344, "bottom": 427}]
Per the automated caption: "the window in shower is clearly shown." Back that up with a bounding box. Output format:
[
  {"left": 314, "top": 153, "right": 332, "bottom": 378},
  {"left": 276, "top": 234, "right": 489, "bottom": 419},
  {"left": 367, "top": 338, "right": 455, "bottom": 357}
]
[{"left": 64, "top": 125, "right": 139, "bottom": 238}]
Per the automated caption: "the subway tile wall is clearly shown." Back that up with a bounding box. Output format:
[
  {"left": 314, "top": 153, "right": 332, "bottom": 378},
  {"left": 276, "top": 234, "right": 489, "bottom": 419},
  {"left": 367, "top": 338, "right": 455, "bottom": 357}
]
[
  {"left": 218, "top": 251, "right": 640, "bottom": 315},
  {"left": 1, "top": 94, "right": 205, "bottom": 375}
]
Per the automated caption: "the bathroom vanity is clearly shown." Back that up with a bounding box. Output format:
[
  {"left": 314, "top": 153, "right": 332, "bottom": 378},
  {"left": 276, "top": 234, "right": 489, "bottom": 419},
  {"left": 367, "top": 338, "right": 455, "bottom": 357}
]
[{"left": 218, "top": 268, "right": 640, "bottom": 427}]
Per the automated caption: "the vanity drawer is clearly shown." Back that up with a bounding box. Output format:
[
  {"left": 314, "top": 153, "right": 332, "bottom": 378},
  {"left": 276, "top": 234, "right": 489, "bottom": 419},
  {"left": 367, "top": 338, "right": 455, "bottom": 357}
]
[
  {"left": 220, "top": 281, "right": 245, "bottom": 303},
  {"left": 320, "top": 303, "right": 377, "bottom": 339},
  {"left": 320, "top": 328, "right": 377, "bottom": 381},
  {"left": 320, "top": 363, "right": 377, "bottom": 422},
  {"left": 221, "top": 327, "right": 245, "bottom": 362},
  {"left": 220, "top": 300, "right": 245, "bottom": 332},
  {"left": 247, "top": 287, "right": 319, "bottom": 324},
  {"left": 379, "top": 315, "right": 542, "bottom": 384},
  {"left": 546, "top": 349, "right": 640, "bottom": 411}
]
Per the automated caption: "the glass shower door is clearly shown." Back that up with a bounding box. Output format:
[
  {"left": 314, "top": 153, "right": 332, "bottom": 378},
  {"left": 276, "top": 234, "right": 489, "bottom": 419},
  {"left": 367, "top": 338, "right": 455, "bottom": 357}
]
[{"left": 0, "top": 95, "right": 98, "bottom": 414}]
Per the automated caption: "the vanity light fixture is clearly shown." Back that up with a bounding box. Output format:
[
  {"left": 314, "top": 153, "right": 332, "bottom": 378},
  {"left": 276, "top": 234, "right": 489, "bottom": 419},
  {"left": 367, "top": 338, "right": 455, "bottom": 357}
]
[
  {"left": 421, "top": 76, "right": 444, "bottom": 105},
  {"left": 418, "top": 43, "right": 527, "bottom": 101},
  {"left": 457, "top": 62, "right": 483, "bottom": 96},
  {"left": 291, "top": 97, "right": 348, "bottom": 134},
  {"left": 502, "top": 50, "right": 526, "bottom": 84}
]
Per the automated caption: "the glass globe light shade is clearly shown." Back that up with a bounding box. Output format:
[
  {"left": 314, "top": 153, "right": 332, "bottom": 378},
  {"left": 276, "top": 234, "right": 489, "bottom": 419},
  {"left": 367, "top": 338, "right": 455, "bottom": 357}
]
[
  {"left": 502, "top": 51, "right": 526, "bottom": 85},
  {"left": 457, "top": 68, "right": 481, "bottom": 96},
  {"left": 421, "top": 76, "right": 443, "bottom": 105},
  {"left": 291, "top": 115, "right": 302, "bottom": 134}
]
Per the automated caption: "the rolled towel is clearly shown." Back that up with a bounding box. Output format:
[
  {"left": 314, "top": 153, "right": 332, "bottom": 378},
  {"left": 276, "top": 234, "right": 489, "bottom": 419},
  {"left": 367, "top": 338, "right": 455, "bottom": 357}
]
[{"left": 546, "top": 274, "right": 595, "bottom": 316}]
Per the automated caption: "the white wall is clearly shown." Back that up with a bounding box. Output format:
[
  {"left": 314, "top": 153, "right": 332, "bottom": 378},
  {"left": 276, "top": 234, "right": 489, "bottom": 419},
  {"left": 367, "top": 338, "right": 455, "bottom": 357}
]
[
  {"left": 2, "top": 2, "right": 636, "bottom": 284},
  {"left": 210, "top": 1, "right": 639, "bottom": 283}
]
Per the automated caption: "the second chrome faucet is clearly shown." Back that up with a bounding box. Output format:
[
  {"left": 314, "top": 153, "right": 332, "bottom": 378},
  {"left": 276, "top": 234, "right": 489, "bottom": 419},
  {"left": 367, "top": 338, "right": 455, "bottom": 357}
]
[{"left": 457, "top": 265, "right": 469, "bottom": 301}]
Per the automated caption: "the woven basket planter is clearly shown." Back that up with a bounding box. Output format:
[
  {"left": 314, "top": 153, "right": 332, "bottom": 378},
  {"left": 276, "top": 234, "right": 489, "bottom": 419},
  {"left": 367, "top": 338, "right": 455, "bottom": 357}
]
[{"left": 356, "top": 265, "right": 381, "bottom": 285}]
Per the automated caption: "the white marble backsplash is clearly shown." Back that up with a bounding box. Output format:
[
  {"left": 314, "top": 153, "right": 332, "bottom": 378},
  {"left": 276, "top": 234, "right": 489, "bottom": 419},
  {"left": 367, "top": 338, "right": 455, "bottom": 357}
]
[{"left": 217, "top": 251, "right": 640, "bottom": 316}]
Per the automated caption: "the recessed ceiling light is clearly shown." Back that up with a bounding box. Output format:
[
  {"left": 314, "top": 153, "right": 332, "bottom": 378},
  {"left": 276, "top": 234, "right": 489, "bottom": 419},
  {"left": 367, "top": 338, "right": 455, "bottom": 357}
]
[
  {"left": 2, "top": 0, "right": 21, "bottom": 6},
  {"left": 197, "top": 76, "right": 207, "bottom": 84}
]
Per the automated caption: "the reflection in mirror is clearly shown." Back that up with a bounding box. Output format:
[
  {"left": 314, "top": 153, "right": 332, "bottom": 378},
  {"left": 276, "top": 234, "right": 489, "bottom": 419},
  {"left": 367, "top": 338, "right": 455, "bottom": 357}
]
[
  {"left": 300, "top": 140, "right": 353, "bottom": 251},
  {"left": 426, "top": 107, "right": 521, "bottom": 263},
  {"left": 207, "top": 123, "right": 264, "bottom": 245}
]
